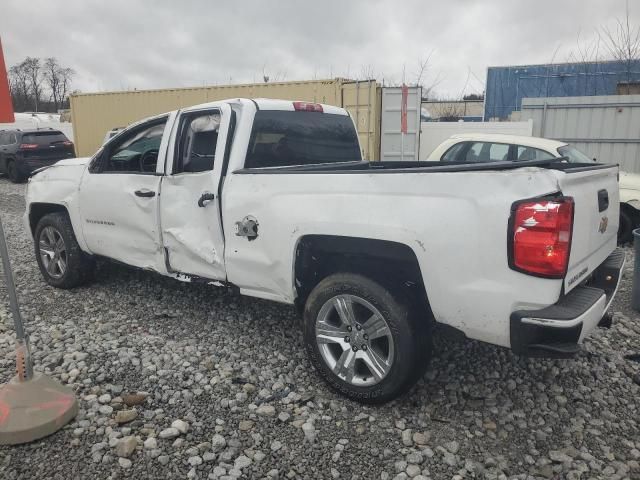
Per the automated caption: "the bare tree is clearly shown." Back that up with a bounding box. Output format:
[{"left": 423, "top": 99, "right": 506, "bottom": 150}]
[
  {"left": 602, "top": 0, "right": 640, "bottom": 93},
  {"left": 9, "top": 56, "right": 75, "bottom": 112},
  {"left": 58, "top": 67, "right": 75, "bottom": 108},
  {"left": 44, "top": 58, "right": 75, "bottom": 111},
  {"left": 564, "top": 31, "right": 603, "bottom": 95},
  {"left": 22, "top": 57, "right": 43, "bottom": 111},
  {"left": 431, "top": 102, "right": 465, "bottom": 121},
  {"left": 414, "top": 53, "right": 443, "bottom": 99},
  {"left": 359, "top": 64, "right": 375, "bottom": 80},
  {"left": 8, "top": 62, "right": 30, "bottom": 111}
]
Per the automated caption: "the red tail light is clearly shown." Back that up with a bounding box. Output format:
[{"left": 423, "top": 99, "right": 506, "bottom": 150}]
[
  {"left": 509, "top": 197, "right": 574, "bottom": 278},
  {"left": 293, "top": 101, "right": 323, "bottom": 112},
  {"left": 63, "top": 141, "right": 73, "bottom": 146},
  {"left": 19, "top": 143, "right": 38, "bottom": 149}
]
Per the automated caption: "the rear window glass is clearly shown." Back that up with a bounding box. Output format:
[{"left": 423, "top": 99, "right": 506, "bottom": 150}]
[
  {"left": 22, "top": 131, "right": 69, "bottom": 145},
  {"left": 558, "top": 144, "right": 592, "bottom": 163},
  {"left": 245, "top": 111, "right": 361, "bottom": 168}
]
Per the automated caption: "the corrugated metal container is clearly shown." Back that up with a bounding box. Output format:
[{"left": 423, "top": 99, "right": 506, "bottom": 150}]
[
  {"left": 520, "top": 95, "right": 640, "bottom": 172},
  {"left": 70, "top": 79, "right": 381, "bottom": 159},
  {"left": 485, "top": 60, "right": 640, "bottom": 120},
  {"left": 340, "top": 80, "right": 381, "bottom": 160}
]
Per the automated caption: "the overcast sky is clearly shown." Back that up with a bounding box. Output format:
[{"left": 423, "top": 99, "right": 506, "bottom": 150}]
[{"left": 1, "top": 0, "right": 637, "bottom": 98}]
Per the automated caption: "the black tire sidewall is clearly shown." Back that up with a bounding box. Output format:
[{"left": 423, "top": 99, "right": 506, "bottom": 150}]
[
  {"left": 34, "top": 212, "right": 93, "bottom": 288},
  {"left": 7, "top": 161, "right": 20, "bottom": 183},
  {"left": 619, "top": 209, "right": 633, "bottom": 244},
  {"left": 303, "top": 273, "right": 425, "bottom": 404}
]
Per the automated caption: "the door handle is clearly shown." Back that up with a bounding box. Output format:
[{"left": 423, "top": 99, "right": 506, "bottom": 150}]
[
  {"left": 134, "top": 189, "right": 156, "bottom": 198},
  {"left": 198, "top": 192, "right": 216, "bottom": 207}
]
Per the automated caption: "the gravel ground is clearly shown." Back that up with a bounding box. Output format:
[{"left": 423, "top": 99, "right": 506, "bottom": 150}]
[{"left": 0, "top": 176, "right": 639, "bottom": 480}]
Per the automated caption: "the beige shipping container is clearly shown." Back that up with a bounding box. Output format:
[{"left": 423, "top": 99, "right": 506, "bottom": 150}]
[{"left": 70, "top": 79, "right": 381, "bottom": 160}]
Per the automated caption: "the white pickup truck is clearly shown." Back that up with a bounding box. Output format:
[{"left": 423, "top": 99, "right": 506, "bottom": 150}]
[{"left": 24, "top": 98, "right": 624, "bottom": 403}]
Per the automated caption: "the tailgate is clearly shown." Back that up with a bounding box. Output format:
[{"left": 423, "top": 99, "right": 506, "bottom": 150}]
[{"left": 559, "top": 165, "right": 619, "bottom": 292}]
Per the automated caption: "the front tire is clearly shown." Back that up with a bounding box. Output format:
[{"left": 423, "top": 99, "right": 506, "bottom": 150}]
[
  {"left": 303, "top": 273, "right": 431, "bottom": 404},
  {"left": 34, "top": 212, "right": 95, "bottom": 288}
]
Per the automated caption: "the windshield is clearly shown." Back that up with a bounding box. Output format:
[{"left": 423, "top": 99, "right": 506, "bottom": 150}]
[{"left": 557, "top": 144, "right": 592, "bottom": 163}]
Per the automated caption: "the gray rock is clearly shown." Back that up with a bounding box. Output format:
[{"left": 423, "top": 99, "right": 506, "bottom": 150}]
[
  {"left": 402, "top": 429, "right": 413, "bottom": 446},
  {"left": 118, "top": 458, "right": 132, "bottom": 469},
  {"left": 302, "top": 422, "right": 316, "bottom": 443},
  {"left": 549, "top": 450, "right": 573, "bottom": 463},
  {"left": 143, "top": 437, "right": 157, "bottom": 450},
  {"left": 235, "top": 455, "right": 252, "bottom": 469},
  {"left": 115, "top": 436, "right": 137, "bottom": 458},
  {"left": 171, "top": 419, "right": 189, "bottom": 434},
  {"left": 159, "top": 427, "right": 180, "bottom": 439},
  {"left": 211, "top": 434, "right": 227, "bottom": 452},
  {"left": 256, "top": 404, "right": 276, "bottom": 417},
  {"left": 115, "top": 409, "right": 137, "bottom": 424},
  {"left": 405, "top": 464, "right": 421, "bottom": 478}
]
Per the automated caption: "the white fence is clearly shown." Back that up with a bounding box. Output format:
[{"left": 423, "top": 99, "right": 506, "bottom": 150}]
[
  {"left": 418, "top": 120, "right": 533, "bottom": 160},
  {"left": 520, "top": 95, "right": 640, "bottom": 173}
]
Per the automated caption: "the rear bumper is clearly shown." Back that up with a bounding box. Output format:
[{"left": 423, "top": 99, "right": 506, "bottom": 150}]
[{"left": 510, "top": 248, "right": 625, "bottom": 357}]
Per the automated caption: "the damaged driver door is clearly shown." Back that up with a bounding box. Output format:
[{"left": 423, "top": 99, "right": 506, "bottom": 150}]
[{"left": 159, "top": 103, "right": 232, "bottom": 280}]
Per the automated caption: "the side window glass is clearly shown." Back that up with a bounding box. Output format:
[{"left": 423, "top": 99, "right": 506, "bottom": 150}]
[
  {"left": 488, "top": 143, "right": 509, "bottom": 161},
  {"left": 465, "top": 142, "right": 509, "bottom": 162},
  {"left": 103, "top": 119, "right": 167, "bottom": 173},
  {"left": 441, "top": 142, "right": 466, "bottom": 162},
  {"left": 464, "top": 142, "right": 487, "bottom": 162},
  {"left": 516, "top": 146, "right": 549, "bottom": 161},
  {"left": 175, "top": 112, "right": 220, "bottom": 174},
  {"left": 10, "top": 133, "right": 17, "bottom": 144},
  {"left": 0, "top": 133, "right": 6, "bottom": 145}
]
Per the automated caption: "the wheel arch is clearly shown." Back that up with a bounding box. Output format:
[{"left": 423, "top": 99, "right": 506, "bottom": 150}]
[
  {"left": 28, "top": 203, "right": 70, "bottom": 238},
  {"left": 293, "top": 234, "right": 433, "bottom": 320}
]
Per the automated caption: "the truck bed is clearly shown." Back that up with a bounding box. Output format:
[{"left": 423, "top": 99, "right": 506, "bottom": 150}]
[{"left": 235, "top": 158, "right": 614, "bottom": 175}]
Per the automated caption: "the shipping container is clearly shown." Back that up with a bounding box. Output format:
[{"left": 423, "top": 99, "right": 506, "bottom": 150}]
[{"left": 70, "top": 79, "right": 381, "bottom": 159}]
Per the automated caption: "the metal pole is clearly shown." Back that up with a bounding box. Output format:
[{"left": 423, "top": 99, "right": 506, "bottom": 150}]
[{"left": 0, "top": 216, "right": 33, "bottom": 380}]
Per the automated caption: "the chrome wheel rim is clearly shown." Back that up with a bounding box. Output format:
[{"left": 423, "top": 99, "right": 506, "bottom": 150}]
[
  {"left": 315, "top": 294, "right": 394, "bottom": 387},
  {"left": 39, "top": 226, "right": 67, "bottom": 279}
]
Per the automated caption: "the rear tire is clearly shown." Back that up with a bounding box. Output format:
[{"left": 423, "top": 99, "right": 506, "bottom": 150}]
[
  {"left": 7, "top": 160, "right": 23, "bottom": 183},
  {"left": 619, "top": 207, "right": 634, "bottom": 245},
  {"left": 34, "top": 212, "right": 95, "bottom": 289},
  {"left": 303, "top": 273, "right": 431, "bottom": 404}
]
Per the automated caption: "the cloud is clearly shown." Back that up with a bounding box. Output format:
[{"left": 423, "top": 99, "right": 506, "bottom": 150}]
[{"left": 0, "top": 0, "right": 636, "bottom": 98}]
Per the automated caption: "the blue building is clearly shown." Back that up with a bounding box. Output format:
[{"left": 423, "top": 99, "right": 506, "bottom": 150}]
[{"left": 484, "top": 59, "right": 640, "bottom": 120}]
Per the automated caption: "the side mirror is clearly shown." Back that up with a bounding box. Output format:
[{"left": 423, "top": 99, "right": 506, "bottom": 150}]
[{"left": 593, "top": 157, "right": 597, "bottom": 162}]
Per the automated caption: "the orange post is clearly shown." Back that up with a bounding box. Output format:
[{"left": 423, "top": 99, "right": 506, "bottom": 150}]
[{"left": 0, "top": 36, "right": 15, "bottom": 123}]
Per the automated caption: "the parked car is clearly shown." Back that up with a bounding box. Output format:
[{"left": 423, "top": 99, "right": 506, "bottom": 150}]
[
  {"left": 24, "top": 99, "right": 623, "bottom": 403},
  {"left": 425, "top": 133, "right": 640, "bottom": 242},
  {"left": 0, "top": 128, "right": 75, "bottom": 183}
]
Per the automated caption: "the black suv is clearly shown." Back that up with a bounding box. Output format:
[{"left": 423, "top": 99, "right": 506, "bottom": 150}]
[{"left": 0, "top": 128, "right": 76, "bottom": 183}]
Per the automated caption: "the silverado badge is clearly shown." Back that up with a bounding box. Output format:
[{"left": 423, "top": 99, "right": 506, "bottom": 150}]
[{"left": 598, "top": 216, "right": 608, "bottom": 234}]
